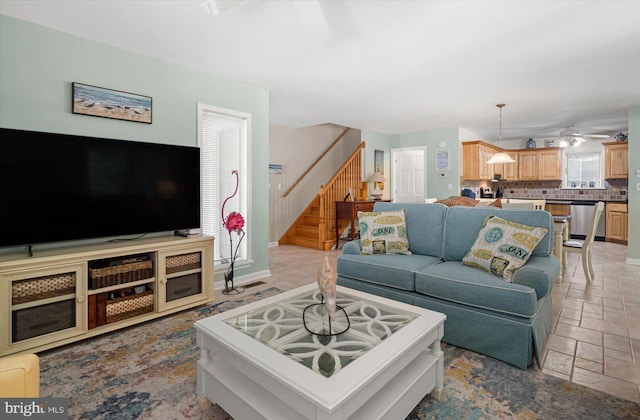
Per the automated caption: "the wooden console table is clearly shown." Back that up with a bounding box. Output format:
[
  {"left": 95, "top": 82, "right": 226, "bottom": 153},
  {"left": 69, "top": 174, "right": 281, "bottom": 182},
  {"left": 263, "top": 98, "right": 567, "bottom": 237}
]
[{"left": 335, "top": 200, "right": 387, "bottom": 248}]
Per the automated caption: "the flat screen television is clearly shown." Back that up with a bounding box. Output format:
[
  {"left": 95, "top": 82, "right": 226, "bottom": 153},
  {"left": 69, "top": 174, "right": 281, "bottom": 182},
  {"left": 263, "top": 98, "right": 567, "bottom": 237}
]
[{"left": 0, "top": 128, "right": 200, "bottom": 248}]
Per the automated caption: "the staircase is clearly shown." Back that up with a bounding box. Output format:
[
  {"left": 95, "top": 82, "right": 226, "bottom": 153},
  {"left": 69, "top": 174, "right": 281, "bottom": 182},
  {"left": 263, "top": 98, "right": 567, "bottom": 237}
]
[
  {"left": 281, "top": 196, "right": 323, "bottom": 249},
  {"left": 280, "top": 142, "right": 367, "bottom": 250}
]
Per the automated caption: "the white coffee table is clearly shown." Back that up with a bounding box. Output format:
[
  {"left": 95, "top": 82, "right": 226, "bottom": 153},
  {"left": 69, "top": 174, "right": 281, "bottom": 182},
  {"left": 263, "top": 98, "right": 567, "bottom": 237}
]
[{"left": 195, "top": 283, "right": 446, "bottom": 420}]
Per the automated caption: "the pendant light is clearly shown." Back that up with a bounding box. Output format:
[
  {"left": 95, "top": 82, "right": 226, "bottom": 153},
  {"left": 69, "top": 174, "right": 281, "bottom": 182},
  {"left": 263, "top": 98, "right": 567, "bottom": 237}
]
[{"left": 487, "top": 103, "right": 516, "bottom": 164}]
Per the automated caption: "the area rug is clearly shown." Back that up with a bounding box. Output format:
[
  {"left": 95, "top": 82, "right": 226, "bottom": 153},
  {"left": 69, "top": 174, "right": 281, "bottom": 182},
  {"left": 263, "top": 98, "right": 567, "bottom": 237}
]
[{"left": 39, "top": 286, "right": 640, "bottom": 419}]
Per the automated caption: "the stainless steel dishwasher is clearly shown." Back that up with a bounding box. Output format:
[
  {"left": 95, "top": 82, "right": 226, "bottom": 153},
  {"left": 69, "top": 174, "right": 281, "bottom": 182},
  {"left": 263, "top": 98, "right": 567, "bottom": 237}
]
[{"left": 570, "top": 201, "right": 605, "bottom": 241}]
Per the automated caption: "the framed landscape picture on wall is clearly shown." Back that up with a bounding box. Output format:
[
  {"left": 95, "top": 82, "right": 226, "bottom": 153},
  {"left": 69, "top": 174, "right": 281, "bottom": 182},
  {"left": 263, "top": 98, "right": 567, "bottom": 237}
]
[{"left": 72, "top": 82, "right": 152, "bottom": 124}]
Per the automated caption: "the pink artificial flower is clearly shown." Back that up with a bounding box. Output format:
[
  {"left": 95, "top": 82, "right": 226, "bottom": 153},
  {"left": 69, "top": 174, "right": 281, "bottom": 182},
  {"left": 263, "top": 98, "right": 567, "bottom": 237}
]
[
  {"left": 220, "top": 170, "right": 245, "bottom": 291},
  {"left": 224, "top": 211, "right": 245, "bottom": 235},
  {"left": 221, "top": 169, "right": 245, "bottom": 235}
]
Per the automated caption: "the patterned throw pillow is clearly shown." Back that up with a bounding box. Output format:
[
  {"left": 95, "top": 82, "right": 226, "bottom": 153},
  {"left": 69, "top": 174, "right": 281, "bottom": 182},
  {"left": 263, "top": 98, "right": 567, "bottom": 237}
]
[
  {"left": 358, "top": 209, "right": 411, "bottom": 255},
  {"left": 435, "top": 196, "right": 480, "bottom": 207},
  {"left": 462, "top": 214, "right": 548, "bottom": 282}
]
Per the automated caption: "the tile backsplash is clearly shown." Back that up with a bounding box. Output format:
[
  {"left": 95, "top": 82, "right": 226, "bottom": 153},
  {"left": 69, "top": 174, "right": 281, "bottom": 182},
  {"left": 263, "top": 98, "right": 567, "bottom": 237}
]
[{"left": 461, "top": 179, "right": 628, "bottom": 201}]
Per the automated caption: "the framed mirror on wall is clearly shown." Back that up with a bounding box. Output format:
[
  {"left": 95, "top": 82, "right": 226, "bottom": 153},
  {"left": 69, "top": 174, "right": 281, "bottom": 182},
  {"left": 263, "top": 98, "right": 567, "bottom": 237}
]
[{"left": 435, "top": 149, "right": 449, "bottom": 171}]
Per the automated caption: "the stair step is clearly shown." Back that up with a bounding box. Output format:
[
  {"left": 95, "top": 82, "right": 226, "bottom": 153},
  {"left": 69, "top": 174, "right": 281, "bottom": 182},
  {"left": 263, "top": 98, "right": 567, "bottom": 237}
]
[
  {"left": 287, "top": 235, "right": 319, "bottom": 249},
  {"left": 308, "top": 206, "right": 320, "bottom": 216},
  {"left": 295, "top": 225, "right": 318, "bottom": 238},
  {"left": 304, "top": 215, "right": 321, "bottom": 225},
  {"left": 322, "top": 239, "right": 337, "bottom": 251}
]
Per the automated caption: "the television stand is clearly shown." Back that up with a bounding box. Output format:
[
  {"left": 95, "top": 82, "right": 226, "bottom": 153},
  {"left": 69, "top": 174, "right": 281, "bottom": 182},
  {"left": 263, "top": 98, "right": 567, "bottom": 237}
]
[{"left": 0, "top": 235, "right": 214, "bottom": 357}]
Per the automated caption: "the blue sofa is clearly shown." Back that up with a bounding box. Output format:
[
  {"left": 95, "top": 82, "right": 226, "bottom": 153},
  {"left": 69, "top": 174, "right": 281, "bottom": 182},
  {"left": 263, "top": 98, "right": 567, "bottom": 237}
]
[{"left": 337, "top": 202, "right": 560, "bottom": 369}]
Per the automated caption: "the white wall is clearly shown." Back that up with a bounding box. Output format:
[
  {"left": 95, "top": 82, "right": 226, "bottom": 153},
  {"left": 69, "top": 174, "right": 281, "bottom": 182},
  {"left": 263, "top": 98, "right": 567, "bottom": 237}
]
[{"left": 269, "top": 123, "right": 362, "bottom": 243}]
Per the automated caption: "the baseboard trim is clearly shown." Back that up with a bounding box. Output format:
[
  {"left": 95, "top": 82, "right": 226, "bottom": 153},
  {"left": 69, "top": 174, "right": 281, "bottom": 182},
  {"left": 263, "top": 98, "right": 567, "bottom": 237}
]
[
  {"left": 268, "top": 242, "right": 279, "bottom": 248},
  {"left": 625, "top": 257, "right": 640, "bottom": 266},
  {"left": 214, "top": 269, "right": 272, "bottom": 291}
]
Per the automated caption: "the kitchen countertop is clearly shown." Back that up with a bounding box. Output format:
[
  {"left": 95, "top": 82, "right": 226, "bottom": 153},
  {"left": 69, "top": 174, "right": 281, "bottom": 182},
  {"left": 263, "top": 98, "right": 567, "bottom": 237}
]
[
  {"left": 544, "top": 200, "right": 571, "bottom": 204},
  {"left": 512, "top": 199, "right": 628, "bottom": 204}
]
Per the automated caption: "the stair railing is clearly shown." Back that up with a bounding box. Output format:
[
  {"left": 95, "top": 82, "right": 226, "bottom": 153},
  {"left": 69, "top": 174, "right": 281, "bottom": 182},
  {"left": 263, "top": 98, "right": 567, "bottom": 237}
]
[
  {"left": 282, "top": 127, "right": 351, "bottom": 198},
  {"left": 317, "top": 142, "right": 367, "bottom": 246}
]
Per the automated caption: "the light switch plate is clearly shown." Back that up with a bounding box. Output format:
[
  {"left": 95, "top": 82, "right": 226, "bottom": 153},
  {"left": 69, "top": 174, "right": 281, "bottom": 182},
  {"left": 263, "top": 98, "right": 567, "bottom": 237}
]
[
  {"left": 636, "top": 169, "right": 640, "bottom": 177},
  {"left": 637, "top": 182, "right": 640, "bottom": 191}
]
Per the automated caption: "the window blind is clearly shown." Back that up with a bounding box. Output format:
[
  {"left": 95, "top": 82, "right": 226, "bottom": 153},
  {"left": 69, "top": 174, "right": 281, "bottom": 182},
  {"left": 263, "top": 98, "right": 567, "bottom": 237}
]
[
  {"left": 564, "top": 151, "right": 602, "bottom": 188},
  {"left": 200, "top": 107, "right": 248, "bottom": 265}
]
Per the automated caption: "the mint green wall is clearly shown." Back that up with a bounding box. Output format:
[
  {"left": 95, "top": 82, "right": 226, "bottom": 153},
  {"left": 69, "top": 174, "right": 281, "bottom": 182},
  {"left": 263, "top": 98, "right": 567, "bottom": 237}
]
[
  {"left": 362, "top": 131, "right": 394, "bottom": 199},
  {"left": 0, "top": 15, "right": 270, "bottom": 278},
  {"left": 362, "top": 131, "right": 396, "bottom": 160},
  {"left": 627, "top": 106, "right": 639, "bottom": 261},
  {"left": 363, "top": 128, "right": 460, "bottom": 201},
  {"left": 395, "top": 129, "right": 460, "bottom": 200}
]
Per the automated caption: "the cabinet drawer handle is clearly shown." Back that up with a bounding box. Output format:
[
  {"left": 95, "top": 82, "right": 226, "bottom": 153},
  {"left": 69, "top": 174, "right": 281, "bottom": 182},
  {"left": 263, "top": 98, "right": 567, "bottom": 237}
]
[
  {"left": 161, "top": 278, "right": 167, "bottom": 284},
  {"left": 77, "top": 296, "right": 85, "bottom": 303}
]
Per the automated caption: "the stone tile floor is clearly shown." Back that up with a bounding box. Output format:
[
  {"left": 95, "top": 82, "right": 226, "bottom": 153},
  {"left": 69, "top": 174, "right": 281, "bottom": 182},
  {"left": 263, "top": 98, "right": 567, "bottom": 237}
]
[
  {"left": 221, "top": 241, "right": 640, "bottom": 403},
  {"left": 545, "top": 240, "right": 640, "bottom": 402}
]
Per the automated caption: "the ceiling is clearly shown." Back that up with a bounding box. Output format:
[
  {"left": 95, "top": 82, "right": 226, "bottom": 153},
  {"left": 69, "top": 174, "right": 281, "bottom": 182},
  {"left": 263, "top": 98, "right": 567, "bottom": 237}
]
[{"left": 2, "top": 0, "right": 640, "bottom": 141}]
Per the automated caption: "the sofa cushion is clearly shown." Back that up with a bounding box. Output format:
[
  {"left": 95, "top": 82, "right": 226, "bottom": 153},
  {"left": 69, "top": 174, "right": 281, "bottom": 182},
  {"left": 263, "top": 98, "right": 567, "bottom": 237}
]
[
  {"left": 414, "top": 261, "right": 538, "bottom": 318},
  {"left": 443, "top": 206, "right": 554, "bottom": 261},
  {"left": 373, "top": 202, "right": 446, "bottom": 258},
  {"left": 357, "top": 209, "right": 411, "bottom": 255},
  {"left": 436, "top": 196, "right": 480, "bottom": 207},
  {"left": 337, "top": 253, "right": 440, "bottom": 291},
  {"left": 461, "top": 214, "right": 548, "bottom": 282}
]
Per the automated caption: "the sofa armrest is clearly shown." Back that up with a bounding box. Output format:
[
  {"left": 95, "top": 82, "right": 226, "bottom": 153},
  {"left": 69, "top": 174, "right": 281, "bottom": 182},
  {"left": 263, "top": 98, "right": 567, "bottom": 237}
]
[
  {"left": 342, "top": 240, "right": 362, "bottom": 255},
  {"left": 512, "top": 255, "right": 560, "bottom": 299},
  {"left": 0, "top": 354, "right": 40, "bottom": 397}
]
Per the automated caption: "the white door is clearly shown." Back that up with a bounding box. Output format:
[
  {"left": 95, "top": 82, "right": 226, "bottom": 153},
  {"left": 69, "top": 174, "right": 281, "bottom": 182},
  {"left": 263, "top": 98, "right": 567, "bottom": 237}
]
[{"left": 392, "top": 147, "right": 426, "bottom": 203}]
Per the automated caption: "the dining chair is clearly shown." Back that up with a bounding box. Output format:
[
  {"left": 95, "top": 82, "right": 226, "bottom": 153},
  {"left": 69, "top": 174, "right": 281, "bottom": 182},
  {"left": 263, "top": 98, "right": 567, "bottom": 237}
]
[{"left": 562, "top": 201, "right": 605, "bottom": 283}]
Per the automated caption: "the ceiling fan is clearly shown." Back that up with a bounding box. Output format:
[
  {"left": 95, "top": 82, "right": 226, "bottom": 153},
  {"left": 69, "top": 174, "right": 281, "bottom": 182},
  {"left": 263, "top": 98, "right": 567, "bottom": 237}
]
[
  {"left": 555, "top": 127, "right": 610, "bottom": 148},
  {"left": 200, "top": 0, "right": 332, "bottom": 39}
]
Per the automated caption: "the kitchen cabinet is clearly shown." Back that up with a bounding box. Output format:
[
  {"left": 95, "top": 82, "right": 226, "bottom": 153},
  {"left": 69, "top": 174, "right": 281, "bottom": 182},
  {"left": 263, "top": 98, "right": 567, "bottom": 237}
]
[
  {"left": 604, "top": 142, "right": 628, "bottom": 179},
  {"left": 546, "top": 203, "right": 571, "bottom": 216},
  {"left": 518, "top": 149, "right": 562, "bottom": 181},
  {"left": 518, "top": 150, "right": 537, "bottom": 180},
  {"left": 463, "top": 143, "right": 561, "bottom": 181},
  {"left": 479, "top": 144, "right": 496, "bottom": 180},
  {"left": 537, "top": 149, "right": 563, "bottom": 180},
  {"left": 462, "top": 141, "right": 501, "bottom": 180},
  {"left": 606, "top": 202, "right": 628, "bottom": 244},
  {"left": 494, "top": 151, "right": 519, "bottom": 181}
]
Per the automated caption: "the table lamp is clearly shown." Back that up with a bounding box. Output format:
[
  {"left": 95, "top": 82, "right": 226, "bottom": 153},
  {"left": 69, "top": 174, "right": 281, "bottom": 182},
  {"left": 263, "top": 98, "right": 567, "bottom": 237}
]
[{"left": 368, "top": 172, "right": 386, "bottom": 200}]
